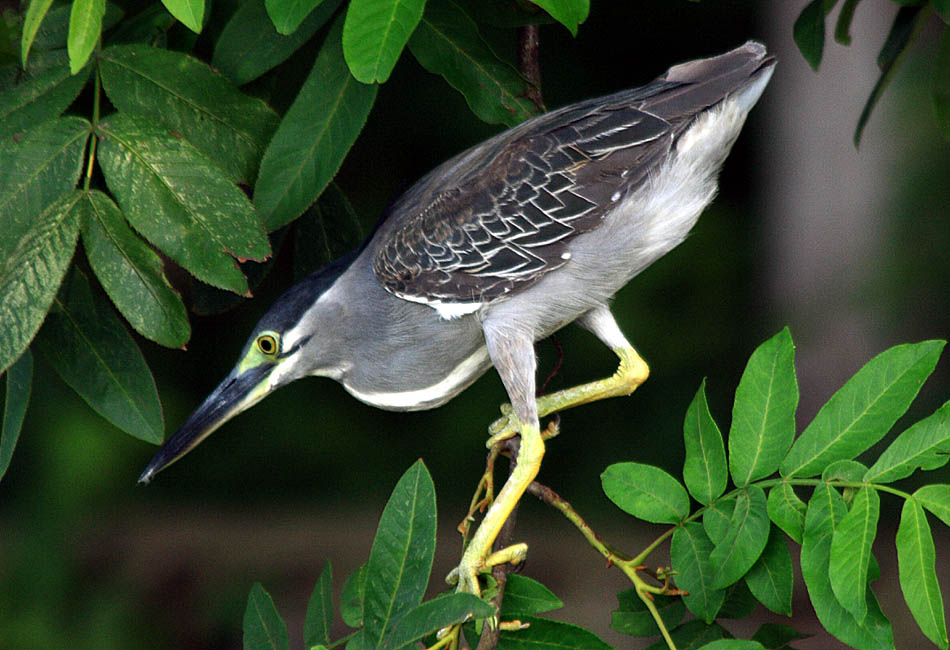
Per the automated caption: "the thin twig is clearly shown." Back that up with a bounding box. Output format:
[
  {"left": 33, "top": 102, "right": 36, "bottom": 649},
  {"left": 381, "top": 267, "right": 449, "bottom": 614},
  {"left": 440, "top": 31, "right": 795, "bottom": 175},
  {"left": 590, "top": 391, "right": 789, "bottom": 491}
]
[{"left": 517, "top": 25, "right": 545, "bottom": 111}]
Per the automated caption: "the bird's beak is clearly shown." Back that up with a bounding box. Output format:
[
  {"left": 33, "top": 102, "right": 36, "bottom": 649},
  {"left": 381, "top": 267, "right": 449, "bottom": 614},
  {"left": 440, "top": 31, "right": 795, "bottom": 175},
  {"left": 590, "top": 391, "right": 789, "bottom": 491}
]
[{"left": 137, "top": 363, "right": 274, "bottom": 484}]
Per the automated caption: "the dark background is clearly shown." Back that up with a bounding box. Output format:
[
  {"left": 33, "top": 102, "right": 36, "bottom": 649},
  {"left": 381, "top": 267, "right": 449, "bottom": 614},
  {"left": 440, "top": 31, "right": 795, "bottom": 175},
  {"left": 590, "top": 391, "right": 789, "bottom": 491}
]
[{"left": 2, "top": 2, "right": 949, "bottom": 649}]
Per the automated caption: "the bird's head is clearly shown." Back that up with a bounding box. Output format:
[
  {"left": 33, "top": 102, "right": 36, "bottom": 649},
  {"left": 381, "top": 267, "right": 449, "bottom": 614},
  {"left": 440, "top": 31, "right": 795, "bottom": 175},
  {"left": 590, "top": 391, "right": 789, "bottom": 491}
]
[{"left": 137, "top": 253, "right": 355, "bottom": 484}]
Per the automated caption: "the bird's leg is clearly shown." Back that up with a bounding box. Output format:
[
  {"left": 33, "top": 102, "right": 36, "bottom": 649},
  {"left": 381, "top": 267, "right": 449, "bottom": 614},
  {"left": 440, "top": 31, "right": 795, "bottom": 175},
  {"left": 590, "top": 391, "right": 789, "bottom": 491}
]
[
  {"left": 450, "top": 325, "right": 543, "bottom": 596},
  {"left": 490, "top": 306, "right": 648, "bottom": 437}
]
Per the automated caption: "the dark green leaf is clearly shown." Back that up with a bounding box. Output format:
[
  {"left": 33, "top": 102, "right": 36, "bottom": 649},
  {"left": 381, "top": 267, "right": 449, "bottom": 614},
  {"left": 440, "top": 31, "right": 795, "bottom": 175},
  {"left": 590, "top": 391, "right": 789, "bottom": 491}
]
[
  {"left": 342, "top": 0, "right": 426, "bottom": 83},
  {"left": 766, "top": 482, "right": 806, "bottom": 544},
  {"left": 801, "top": 484, "right": 894, "bottom": 650},
  {"left": 499, "top": 575, "right": 562, "bottom": 617},
  {"left": 35, "top": 268, "right": 164, "bottom": 443},
  {"left": 99, "top": 44, "right": 280, "bottom": 184},
  {"left": 745, "top": 525, "right": 793, "bottom": 616},
  {"left": 645, "top": 620, "right": 729, "bottom": 650},
  {"left": 266, "top": 0, "right": 329, "bottom": 35},
  {"left": 527, "top": 0, "right": 588, "bottom": 36},
  {"left": 21, "top": 0, "right": 56, "bottom": 67},
  {"left": 68, "top": 0, "right": 105, "bottom": 74},
  {"left": 0, "top": 53, "right": 90, "bottom": 140},
  {"left": 106, "top": 4, "right": 176, "bottom": 45},
  {"left": 671, "top": 522, "right": 725, "bottom": 622},
  {"left": 751, "top": 623, "right": 809, "bottom": 649},
  {"left": 1, "top": 349, "right": 32, "bottom": 481},
  {"left": 695, "top": 642, "right": 767, "bottom": 650},
  {"left": 407, "top": 0, "right": 538, "bottom": 127},
  {"left": 703, "top": 496, "right": 736, "bottom": 545},
  {"left": 935, "top": 26, "right": 950, "bottom": 140},
  {"left": 304, "top": 562, "right": 333, "bottom": 649},
  {"left": 855, "top": 5, "right": 927, "bottom": 146},
  {"left": 98, "top": 112, "right": 270, "bottom": 294},
  {"left": 214, "top": 0, "right": 341, "bottom": 85},
  {"left": 914, "top": 485, "right": 950, "bottom": 527},
  {"left": 161, "top": 0, "right": 204, "bottom": 33},
  {"left": 362, "top": 460, "right": 437, "bottom": 648},
  {"left": 293, "top": 183, "right": 363, "bottom": 280},
  {"left": 829, "top": 487, "right": 879, "bottom": 622},
  {"left": 610, "top": 590, "right": 684, "bottom": 637},
  {"left": 243, "top": 582, "right": 290, "bottom": 650},
  {"left": 496, "top": 615, "right": 611, "bottom": 649},
  {"left": 255, "top": 16, "right": 376, "bottom": 231},
  {"left": 793, "top": 0, "right": 827, "bottom": 71},
  {"left": 710, "top": 485, "right": 770, "bottom": 590},
  {"left": 780, "top": 340, "right": 944, "bottom": 477},
  {"left": 865, "top": 401, "right": 950, "bottom": 483},
  {"left": 897, "top": 498, "right": 948, "bottom": 649},
  {"left": 835, "top": 0, "right": 862, "bottom": 44},
  {"left": 601, "top": 461, "right": 690, "bottom": 524},
  {"left": 683, "top": 379, "right": 727, "bottom": 505},
  {"left": 730, "top": 328, "right": 798, "bottom": 486},
  {"left": 341, "top": 563, "right": 367, "bottom": 627},
  {"left": 386, "top": 593, "right": 493, "bottom": 649},
  {"left": 934, "top": 0, "right": 950, "bottom": 22},
  {"left": 81, "top": 190, "right": 190, "bottom": 348},
  {"left": 822, "top": 459, "right": 868, "bottom": 482},
  {"left": 717, "top": 580, "right": 758, "bottom": 619}
]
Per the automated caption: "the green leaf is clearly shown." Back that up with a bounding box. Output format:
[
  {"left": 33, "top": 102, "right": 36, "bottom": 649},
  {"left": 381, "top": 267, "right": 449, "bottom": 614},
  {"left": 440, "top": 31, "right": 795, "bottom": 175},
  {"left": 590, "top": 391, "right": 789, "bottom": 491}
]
[
  {"left": 717, "top": 581, "right": 758, "bottom": 620},
  {"left": 304, "top": 562, "right": 333, "bottom": 649},
  {"left": 694, "top": 642, "right": 767, "bottom": 650},
  {"left": 0, "top": 53, "right": 90, "bottom": 140},
  {"left": 610, "top": 590, "right": 684, "bottom": 637},
  {"left": 341, "top": 563, "right": 367, "bottom": 628},
  {"left": 1, "top": 350, "right": 32, "bottom": 481},
  {"left": 671, "top": 522, "right": 725, "bottom": 623},
  {"left": 751, "top": 623, "right": 810, "bottom": 649},
  {"left": 800, "top": 483, "right": 894, "bottom": 650},
  {"left": 342, "top": 0, "right": 426, "bottom": 83},
  {"left": 829, "top": 486, "right": 880, "bottom": 622},
  {"left": 683, "top": 379, "right": 727, "bottom": 505},
  {"left": 526, "top": 0, "right": 588, "bottom": 36},
  {"left": 161, "top": 0, "right": 204, "bottom": 33},
  {"left": 780, "top": 340, "right": 944, "bottom": 477},
  {"left": 80, "top": 190, "right": 190, "bottom": 348},
  {"left": 744, "top": 525, "right": 793, "bottom": 616},
  {"left": 35, "top": 268, "right": 164, "bottom": 443},
  {"left": 854, "top": 5, "right": 927, "bottom": 146},
  {"left": 265, "top": 0, "right": 329, "bottom": 35},
  {"left": 766, "top": 482, "right": 807, "bottom": 544},
  {"left": 935, "top": 26, "right": 950, "bottom": 140},
  {"left": 495, "top": 615, "right": 612, "bottom": 649},
  {"left": 243, "top": 582, "right": 290, "bottom": 650},
  {"left": 407, "top": 0, "right": 539, "bottom": 127},
  {"left": 914, "top": 485, "right": 950, "bottom": 527},
  {"left": 99, "top": 44, "right": 280, "bottom": 184},
  {"left": 897, "top": 498, "right": 948, "bottom": 649},
  {"left": 644, "top": 620, "right": 728, "bottom": 650},
  {"left": 214, "top": 0, "right": 341, "bottom": 85},
  {"left": 67, "top": 0, "right": 105, "bottom": 74},
  {"left": 293, "top": 183, "right": 364, "bottom": 280},
  {"left": 934, "top": 0, "right": 950, "bottom": 23},
  {"left": 865, "top": 401, "right": 950, "bottom": 483},
  {"left": 601, "top": 462, "right": 690, "bottom": 524},
  {"left": 20, "top": 0, "right": 57, "bottom": 67},
  {"left": 835, "top": 0, "right": 862, "bottom": 44},
  {"left": 255, "top": 16, "right": 377, "bottom": 231},
  {"left": 729, "top": 328, "right": 798, "bottom": 486},
  {"left": 793, "top": 0, "right": 827, "bottom": 71},
  {"left": 499, "top": 575, "right": 562, "bottom": 617},
  {"left": 97, "top": 112, "right": 270, "bottom": 294},
  {"left": 386, "top": 593, "right": 493, "bottom": 648},
  {"left": 362, "top": 460, "right": 437, "bottom": 648},
  {"left": 822, "top": 459, "right": 868, "bottom": 482},
  {"left": 703, "top": 496, "right": 736, "bottom": 545},
  {"left": 709, "top": 485, "right": 770, "bottom": 590}
]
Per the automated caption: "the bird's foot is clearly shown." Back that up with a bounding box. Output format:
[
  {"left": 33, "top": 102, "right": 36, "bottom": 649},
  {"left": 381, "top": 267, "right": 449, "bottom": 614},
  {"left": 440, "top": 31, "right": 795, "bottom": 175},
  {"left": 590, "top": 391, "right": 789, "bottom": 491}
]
[
  {"left": 446, "top": 543, "right": 528, "bottom": 596},
  {"left": 488, "top": 412, "right": 560, "bottom": 449}
]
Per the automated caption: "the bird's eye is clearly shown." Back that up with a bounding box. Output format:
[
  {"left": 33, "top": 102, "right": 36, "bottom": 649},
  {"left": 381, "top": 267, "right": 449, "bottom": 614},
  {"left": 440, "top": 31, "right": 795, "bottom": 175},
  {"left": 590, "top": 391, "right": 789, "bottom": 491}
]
[{"left": 256, "top": 334, "right": 278, "bottom": 356}]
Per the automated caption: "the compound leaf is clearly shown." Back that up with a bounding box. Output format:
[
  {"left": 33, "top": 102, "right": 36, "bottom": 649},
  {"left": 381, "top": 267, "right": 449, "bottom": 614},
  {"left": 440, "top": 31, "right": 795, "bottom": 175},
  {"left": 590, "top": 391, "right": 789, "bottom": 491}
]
[{"left": 683, "top": 379, "right": 727, "bottom": 506}]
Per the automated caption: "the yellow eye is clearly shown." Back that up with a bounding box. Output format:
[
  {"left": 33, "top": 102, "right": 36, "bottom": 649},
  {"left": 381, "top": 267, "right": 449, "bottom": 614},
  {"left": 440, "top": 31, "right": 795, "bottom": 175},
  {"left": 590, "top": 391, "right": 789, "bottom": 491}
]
[{"left": 256, "top": 333, "right": 278, "bottom": 356}]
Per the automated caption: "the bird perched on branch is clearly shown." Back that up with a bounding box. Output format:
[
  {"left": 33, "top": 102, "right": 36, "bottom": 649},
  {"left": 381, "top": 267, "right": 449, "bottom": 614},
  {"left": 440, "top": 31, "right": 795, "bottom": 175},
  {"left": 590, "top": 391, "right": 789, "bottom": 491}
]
[{"left": 140, "top": 41, "right": 776, "bottom": 596}]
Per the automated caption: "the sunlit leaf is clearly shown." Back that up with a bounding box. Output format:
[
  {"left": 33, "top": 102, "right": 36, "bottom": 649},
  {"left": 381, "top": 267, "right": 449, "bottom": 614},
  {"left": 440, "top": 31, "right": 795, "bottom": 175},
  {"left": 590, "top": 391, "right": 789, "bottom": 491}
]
[
  {"left": 161, "top": 0, "right": 204, "bottom": 33},
  {"left": 780, "top": 340, "right": 944, "bottom": 477},
  {"left": 243, "top": 582, "right": 290, "bottom": 650},
  {"left": 0, "top": 350, "right": 32, "bottom": 481},
  {"left": 671, "top": 522, "right": 725, "bottom": 622},
  {"left": 865, "top": 401, "right": 950, "bottom": 483},
  {"left": 703, "top": 495, "right": 736, "bottom": 545},
  {"left": 822, "top": 459, "right": 868, "bottom": 483},
  {"left": 408, "top": 0, "right": 538, "bottom": 126},
  {"left": 68, "top": 0, "right": 105, "bottom": 74},
  {"left": 527, "top": 0, "right": 588, "bottom": 36},
  {"left": 709, "top": 485, "right": 770, "bottom": 590},
  {"left": 0, "top": 53, "right": 90, "bottom": 139},
  {"left": 266, "top": 0, "right": 328, "bottom": 35},
  {"left": 304, "top": 562, "right": 333, "bottom": 649},
  {"left": 683, "top": 379, "right": 727, "bottom": 506},
  {"left": 35, "top": 269, "right": 164, "bottom": 443},
  {"left": 98, "top": 112, "right": 270, "bottom": 294},
  {"left": 829, "top": 486, "right": 879, "bottom": 622},
  {"left": 20, "top": 0, "right": 56, "bottom": 67},
  {"left": 897, "top": 498, "right": 948, "bottom": 649},
  {"left": 601, "top": 462, "right": 690, "bottom": 524},
  {"left": 99, "top": 44, "right": 280, "bottom": 184},
  {"left": 342, "top": 0, "right": 426, "bottom": 83},
  {"left": 914, "top": 484, "right": 950, "bottom": 527},
  {"left": 745, "top": 525, "right": 793, "bottom": 616},
  {"left": 766, "top": 482, "right": 806, "bottom": 544},
  {"left": 255, "top": 16, "right": 376, "bottom": 231}
]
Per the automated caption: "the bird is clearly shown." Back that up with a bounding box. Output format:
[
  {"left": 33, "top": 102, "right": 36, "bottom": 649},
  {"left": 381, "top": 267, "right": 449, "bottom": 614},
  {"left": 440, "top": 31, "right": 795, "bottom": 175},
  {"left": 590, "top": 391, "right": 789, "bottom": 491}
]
[{"left": 139, "top": 41, "right": 776, "bottom": 596}]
